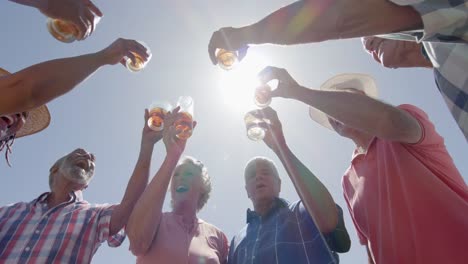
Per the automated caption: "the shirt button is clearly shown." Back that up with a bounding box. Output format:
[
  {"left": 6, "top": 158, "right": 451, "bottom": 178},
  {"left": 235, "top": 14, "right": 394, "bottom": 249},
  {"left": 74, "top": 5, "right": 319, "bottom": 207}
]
[
  {"left": 35, "top": 230, "right": 40, "bottom": 234},
  {"left": 25, "top": 247, "right": 30, "bottom": 251}
]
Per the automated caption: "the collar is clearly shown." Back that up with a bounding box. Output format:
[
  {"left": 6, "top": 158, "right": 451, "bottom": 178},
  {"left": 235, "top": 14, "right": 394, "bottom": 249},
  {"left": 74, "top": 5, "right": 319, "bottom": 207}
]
[
  {"left": 351, "top": 136, "right": 377, "bottom": 161},
  {"left": 33, "top": 191, "right": 82, "bottom": 206},
  {"left": 246, "top": 197, "right": 288, "bottom": 223}
]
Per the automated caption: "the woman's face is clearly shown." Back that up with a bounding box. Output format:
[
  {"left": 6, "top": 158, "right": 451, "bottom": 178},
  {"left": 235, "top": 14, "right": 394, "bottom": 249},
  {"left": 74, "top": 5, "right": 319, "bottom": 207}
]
[{"left": 170, "top": 163, "right": 204, "bottom": 207}]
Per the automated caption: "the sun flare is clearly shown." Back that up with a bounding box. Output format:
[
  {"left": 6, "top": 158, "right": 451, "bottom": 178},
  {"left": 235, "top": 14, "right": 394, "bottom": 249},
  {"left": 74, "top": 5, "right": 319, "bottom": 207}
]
[{"left": 217, "top": 51, "right": 272, "bottom": 113}]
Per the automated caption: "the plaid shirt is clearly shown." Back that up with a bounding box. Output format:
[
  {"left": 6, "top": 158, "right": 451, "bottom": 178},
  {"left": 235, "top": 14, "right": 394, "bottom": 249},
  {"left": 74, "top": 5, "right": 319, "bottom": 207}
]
[
  {"left": 0, "top": 192, "right": 125, "bottom": 264},
  {"left": 228, "top": 198, "right": 344, "bottom": 264},
  {"left": 378, "top": 0, "right": 468, "bottom": 141}
]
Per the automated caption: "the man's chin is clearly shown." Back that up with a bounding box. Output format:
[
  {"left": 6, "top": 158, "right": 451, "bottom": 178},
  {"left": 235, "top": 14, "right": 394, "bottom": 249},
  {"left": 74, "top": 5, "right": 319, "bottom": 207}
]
[{"left": 64, "top": 170, "right": 93, "bottom": 185}]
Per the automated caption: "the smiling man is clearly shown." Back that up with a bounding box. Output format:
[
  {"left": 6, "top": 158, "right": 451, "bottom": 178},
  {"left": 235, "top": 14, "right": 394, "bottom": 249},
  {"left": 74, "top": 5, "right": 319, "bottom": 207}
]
[
  {"left": 228, "top": 107, "right": 350, "bottom": 264},
  {"left": 0, "top": 145, "right": 150, "bottom": 263}
]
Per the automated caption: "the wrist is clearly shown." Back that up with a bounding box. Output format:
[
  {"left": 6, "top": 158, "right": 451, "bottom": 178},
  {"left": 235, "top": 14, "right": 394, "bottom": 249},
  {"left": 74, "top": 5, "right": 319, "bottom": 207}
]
[
  {"left": 139, "top": 142, "right": 154, "bottom": 153},
  {"left": 286, "top": 84, "right": 306, "bottom": 99},
  {"left": 273, "top": 140, "right": 289, "bottom": 156},
  {"left": 236, "top": 26, "right": 258, "bottom": 46},
  {"left": 270, "top": 136, "right": 288, "bottom": 153},
  {"left": 93, "top": 51, "right": 113, "bottom": 66},
  {"left": 165, "top": 151, "right": 182, "bottom": 163}
]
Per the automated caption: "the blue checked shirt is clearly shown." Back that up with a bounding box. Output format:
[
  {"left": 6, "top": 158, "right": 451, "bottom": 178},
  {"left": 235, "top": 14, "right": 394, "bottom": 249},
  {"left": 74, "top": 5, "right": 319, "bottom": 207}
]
[
  {"left": 378, "top": 0, "right": 468, "bottom": 141},
  {"left": 228, "top": 198, "right": 346, "bottom": 264}
]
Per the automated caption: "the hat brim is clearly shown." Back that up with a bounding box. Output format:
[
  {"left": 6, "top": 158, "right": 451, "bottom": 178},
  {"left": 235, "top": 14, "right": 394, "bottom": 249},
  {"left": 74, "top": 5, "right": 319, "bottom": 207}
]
[
  {"left": 308, "top": 73, "right": 378, "bottom": 130},
  {"left": 16, "top": 105, "right": 51, "bottom": 138},
  {"left": 0, "top": 67, "right": 51, "bottom": 138}
]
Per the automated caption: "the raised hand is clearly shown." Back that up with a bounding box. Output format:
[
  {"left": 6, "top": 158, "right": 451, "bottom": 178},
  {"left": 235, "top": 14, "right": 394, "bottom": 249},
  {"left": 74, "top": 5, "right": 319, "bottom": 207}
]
[
  {"left": 141, "top": 109, "right": 164, "bottom": 147},
  {"left": 38, "top": 0, "right": 103, "bottom": 40},
  {"left": 257, "top": 66, "right": 301, "bottom": 99},
  {"left": 98, "top": 38, "right": 151, "bottom": 67},
  {"left": 258, "top": 107, "right": 286, "bottom": 152},
  {"left": 208, "top": 27, "right": 249, "bottom": 65},
  {"left": 162, "top": 107, "right": 196, "bottom": 157}
]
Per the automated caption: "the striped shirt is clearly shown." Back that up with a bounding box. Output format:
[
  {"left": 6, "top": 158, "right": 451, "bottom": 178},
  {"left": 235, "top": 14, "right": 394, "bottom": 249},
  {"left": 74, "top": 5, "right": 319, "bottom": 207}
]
[
  {"left": 0, "top": 192, "right": 125, "bottom": 264},
  {"left": 379, "top": 0, "right": 468, "bottom": 141}
]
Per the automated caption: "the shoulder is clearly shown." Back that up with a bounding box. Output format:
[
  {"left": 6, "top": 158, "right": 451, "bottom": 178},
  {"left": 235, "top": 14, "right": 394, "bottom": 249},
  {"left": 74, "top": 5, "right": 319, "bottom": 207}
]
[
  {"left": 396, "top": 104, "right": 443, "bottom": 146},
  {"left": 199, "top": 219, "right": 226, "bottom": 237},
  {"left": 79, "top": 202, "right": 118, "bottom": 215},
  {"left": 0, "top": 200, "right": 30, "bottom": 212}
]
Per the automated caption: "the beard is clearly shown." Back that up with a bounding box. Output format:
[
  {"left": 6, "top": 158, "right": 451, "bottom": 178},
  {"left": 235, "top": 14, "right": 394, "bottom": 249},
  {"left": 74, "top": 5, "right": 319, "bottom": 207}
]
[{"left": 62, "top": 166, "right": 94, "bottom": 185}]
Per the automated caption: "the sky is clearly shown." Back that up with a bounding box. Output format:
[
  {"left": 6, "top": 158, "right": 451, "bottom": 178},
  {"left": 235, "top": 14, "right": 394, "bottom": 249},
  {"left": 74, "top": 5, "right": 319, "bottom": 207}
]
[{"left": 1, "top": 0, "right": 467, "bottom": 263}]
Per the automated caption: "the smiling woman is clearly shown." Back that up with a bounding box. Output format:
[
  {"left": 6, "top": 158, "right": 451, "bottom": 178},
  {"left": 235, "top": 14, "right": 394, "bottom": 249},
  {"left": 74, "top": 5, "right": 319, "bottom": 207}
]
[{"left": 217, "top": 51, "right": 272, "bottom": 113}]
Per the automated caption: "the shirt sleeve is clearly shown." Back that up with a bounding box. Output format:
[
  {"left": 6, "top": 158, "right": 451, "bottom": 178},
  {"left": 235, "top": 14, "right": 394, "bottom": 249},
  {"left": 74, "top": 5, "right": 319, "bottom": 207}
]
[
  {"left": 322, "top": 205, "right": 351, "bottom": 253},
  {"left": 389, "top": 0, "right": 468, "bottom": 43},
  {"left": 218, "top": 231, "right": 229, "bottom": 264},
  {"left": 397, "top": 104, "right": 444, "bottom": 147},
  {"left": 95, "top": 204, "right": 126, "bottom": 247}
]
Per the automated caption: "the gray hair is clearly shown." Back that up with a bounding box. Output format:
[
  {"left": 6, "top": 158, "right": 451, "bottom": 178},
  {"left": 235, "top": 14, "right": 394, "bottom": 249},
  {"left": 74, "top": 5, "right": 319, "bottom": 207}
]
[
  {"left": 244, "top": 156, "right": 280, "bottom": 182},
  {"left": 177, "top": 156, "right": 212, "bottom": 211},
  {"left": 49, "top": 156, "right": 66, "bottom": 190}
]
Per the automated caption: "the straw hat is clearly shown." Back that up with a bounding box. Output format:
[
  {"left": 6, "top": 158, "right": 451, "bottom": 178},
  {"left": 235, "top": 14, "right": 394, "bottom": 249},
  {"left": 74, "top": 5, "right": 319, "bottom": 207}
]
[
  {"left": 308, "top": 73, "right": 378, "bottom": 130},
  {"left": 0, "top": 68, "right": 50, "bottom": 138}
]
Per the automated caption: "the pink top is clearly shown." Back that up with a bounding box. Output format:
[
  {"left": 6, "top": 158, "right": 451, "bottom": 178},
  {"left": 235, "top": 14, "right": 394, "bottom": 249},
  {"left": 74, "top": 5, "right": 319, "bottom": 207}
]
[
  {"left": 136, "top": 212, "right": 228, "bottom": 264},
  {"left": 342, "top": 104, "right": 468, "bottom": 264}
]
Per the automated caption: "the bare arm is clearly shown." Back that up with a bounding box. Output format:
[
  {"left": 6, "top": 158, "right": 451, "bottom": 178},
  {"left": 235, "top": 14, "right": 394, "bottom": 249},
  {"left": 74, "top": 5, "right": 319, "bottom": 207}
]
[
  {"left": 0, "top": 53, "right": 103, "bottom": 115},
  {"left": 127, "top": 108, "right": 192, "bottom": 256},
  {"left": 208, "top": 0, "right": 422, "bottom": 63},
  {"left": 259, "top": 107, "right": 338, "bottom": 233},
  {"left": 275, "top": 143, "right": 338, "bottom": 233},
  {"left": 0, "top": 38, "right": 150, "bottom": 115},
  {"left": 9, "top": 0, "right": 42, "bottom": 8},
  {"left": 294, "top": 87, "right": 422, "bottom": 143},
  {"left": 259, "top": 67, "right": 422, "bottom": 143},
  {"left": 108, "top": 109, "right": 163, "bottom": 237},
  {"left": 126, "top": 152, "right": 180, "bottom": 256}
]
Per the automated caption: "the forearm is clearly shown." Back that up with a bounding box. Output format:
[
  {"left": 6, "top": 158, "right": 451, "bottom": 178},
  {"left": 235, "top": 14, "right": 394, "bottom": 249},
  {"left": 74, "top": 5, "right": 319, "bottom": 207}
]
[
  {"left": 237, "top": 0, "right": 422, "bottom": 45},
  {"left": 274, "top": 142, "right": 338, "bottom": 233},
  {"left": 109, "top": 143, "right": 154, "bottom": 235},
  {"left": 127, "top": 153, "right": 180, "bottom": 256},
  {"left": 291, "top": 86, "right": 402, "bottom": 139},
  {"left": 0, "top": 52, "right": 105, "bottom": 115},
  {"left": 8, "top": 0, "right": 44, "bottom": 9}
]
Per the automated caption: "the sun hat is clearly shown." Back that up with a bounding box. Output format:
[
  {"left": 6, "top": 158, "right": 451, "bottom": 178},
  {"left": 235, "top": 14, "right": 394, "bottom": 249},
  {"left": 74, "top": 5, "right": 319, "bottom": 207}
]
[
  {"left": 308, "top": 73, "right": 378, "bottom": 130},
  {"left": 0, "top": 68, "right": 50, "bottom": 138}
]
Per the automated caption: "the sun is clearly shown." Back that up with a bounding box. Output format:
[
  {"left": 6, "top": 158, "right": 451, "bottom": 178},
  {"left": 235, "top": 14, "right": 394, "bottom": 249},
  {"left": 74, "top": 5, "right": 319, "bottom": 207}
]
[{"left": 217, "top": 51, "right": 272, "bottom": 114}]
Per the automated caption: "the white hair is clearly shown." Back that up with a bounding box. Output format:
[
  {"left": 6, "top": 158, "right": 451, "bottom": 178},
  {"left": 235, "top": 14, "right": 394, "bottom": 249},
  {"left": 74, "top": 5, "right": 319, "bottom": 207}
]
[
  {"left": 177, "top": 156, "right": 212, "bottom": 211},
  {"left": 244, "top": 156, "right": 280, "bottom": 182}
]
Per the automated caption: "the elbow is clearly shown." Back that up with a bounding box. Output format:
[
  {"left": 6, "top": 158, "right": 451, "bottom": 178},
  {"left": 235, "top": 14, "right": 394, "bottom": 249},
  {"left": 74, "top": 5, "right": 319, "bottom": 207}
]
[
  {"left": 127, "top": 230, "right": 151, "bottom": 256},
  {"left": 318, "top": 210, "right": 339, "bottom": 234}
]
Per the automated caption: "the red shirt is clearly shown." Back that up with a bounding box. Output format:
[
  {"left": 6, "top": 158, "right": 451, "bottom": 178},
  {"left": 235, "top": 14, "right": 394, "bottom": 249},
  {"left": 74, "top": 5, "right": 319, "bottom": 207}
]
[{"left": 342, "top": 104, "right": 468, "bottom": 264}]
